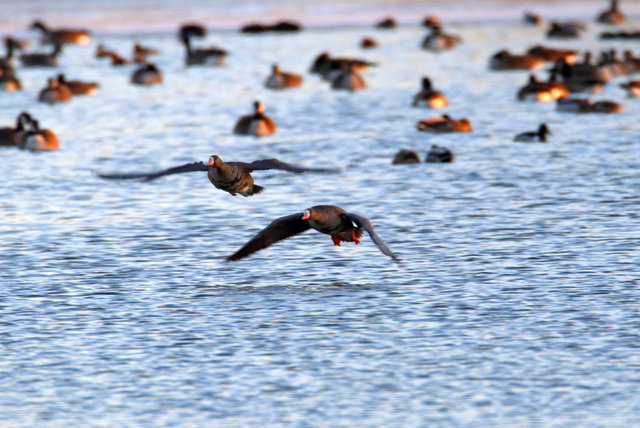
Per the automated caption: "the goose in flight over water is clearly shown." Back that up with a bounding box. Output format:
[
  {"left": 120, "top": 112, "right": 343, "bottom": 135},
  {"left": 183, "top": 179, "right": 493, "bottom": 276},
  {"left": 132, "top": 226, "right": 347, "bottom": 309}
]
[
  {"left": 227, "top": 205, "right": 401, "bottom": 263},
  {"left": 97, "top": 155, "right": 338, "bottom": 197}
]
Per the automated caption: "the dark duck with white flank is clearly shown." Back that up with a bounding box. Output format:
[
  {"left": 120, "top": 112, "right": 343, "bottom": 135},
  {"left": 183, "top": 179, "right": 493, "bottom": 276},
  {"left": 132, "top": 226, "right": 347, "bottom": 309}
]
[
  {"left": 412, "top": 77, "right": 448, "bottom": 109},
  {"left": 514, "top": 123, "right": 552, "bottom": 142},
  {"left": 131, "top": 63, "right": 163, "bottom": 85},
  {"left": 425, "top": 145, "right": 455, "bottom": 162},
  {"left": 96, "top": 155, "right": 337, "bottom": 197},
  {"left": 330, "top": 62, "right": 366, "bottom": 91},
  {"left": 226, "top": 205, "right": 400, "bottom": 263},
  {"left": 233, "top": 101, "right": 276, "bottom": 136}
]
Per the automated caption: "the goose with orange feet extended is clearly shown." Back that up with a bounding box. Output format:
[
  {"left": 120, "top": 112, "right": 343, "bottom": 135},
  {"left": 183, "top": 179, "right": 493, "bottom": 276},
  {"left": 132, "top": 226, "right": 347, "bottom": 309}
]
[
  {"left": 97, "top": 155, "right": 338, "bottom": 197},
  {"left": 226, "top": 205, "right": 400, "bottom": 263}
]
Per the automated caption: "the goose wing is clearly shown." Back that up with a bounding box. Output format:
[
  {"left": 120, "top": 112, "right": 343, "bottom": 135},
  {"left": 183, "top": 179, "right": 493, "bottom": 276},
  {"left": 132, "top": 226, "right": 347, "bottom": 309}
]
[
  {"left": 227, "top": 213, "right": 310, "bottom": 261},
  {"left": 239, "top": 158, "right": 339, "bottom": 173},
  {"left": 345, "top": 213, "right": 401, "bottom": 263},
  {"left": 96, "top": 161, "right": 208, "bottom": 181}
]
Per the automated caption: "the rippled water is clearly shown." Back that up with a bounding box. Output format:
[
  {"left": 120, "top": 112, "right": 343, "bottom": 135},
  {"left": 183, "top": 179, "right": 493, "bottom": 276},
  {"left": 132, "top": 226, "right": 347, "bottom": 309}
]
[{"left": 2, "top": 4, "right": 640, "bottom": 426}]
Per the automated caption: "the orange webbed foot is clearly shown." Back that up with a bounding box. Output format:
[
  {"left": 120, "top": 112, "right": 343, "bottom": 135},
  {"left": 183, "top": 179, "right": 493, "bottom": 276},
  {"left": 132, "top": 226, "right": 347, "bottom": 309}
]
[
  {"left": 231, "top": 192, "right": 236, "bottom": 196},
  {"left": 331, "top": 235, "right": 341, "bottom": 246},
  {"left": 351, "top": 230, "right": 360, "bottom": 245}
]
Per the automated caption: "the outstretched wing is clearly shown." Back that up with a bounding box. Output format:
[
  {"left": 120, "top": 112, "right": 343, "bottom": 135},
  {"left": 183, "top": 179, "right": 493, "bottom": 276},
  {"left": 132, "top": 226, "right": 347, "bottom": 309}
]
[
  {"left": 227, "top": 213, "right": 310, "bottom": 261},
  {"left": 96, "top": 161, "right": 208, "bottom": 181},
  {"left": 239, "top": 158, "right": 340, "bottom": 174},
  {"left": 345, "top": 213, "right": 401, "bottom": 264}
]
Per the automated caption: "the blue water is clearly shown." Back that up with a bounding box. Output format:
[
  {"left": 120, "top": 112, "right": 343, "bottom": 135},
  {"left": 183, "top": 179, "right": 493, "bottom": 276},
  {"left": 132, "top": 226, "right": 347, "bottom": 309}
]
[{"left": 2, "top": 3, "right": 640, "bottom": 426}]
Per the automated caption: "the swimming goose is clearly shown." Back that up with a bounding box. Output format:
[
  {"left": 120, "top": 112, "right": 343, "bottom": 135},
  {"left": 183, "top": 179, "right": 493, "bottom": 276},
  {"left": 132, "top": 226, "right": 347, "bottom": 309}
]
[
  {"left": 180, "top": 24, "right": 228, "bottom": 66},
  {"left": 375, "top": 17, "right": 396, "bottom": 29},
  {"left": 57, "top": 74, "right": 99, "bottom": 95},
  {"left": 425, "top": 145, "right": 455, "bottom": 162},
  {"left": 523, "top": 12, "right": 543, "bottom": 26},
  {"left": 421, "top": 25, "right": 461, "bottom": 52},
  {"left": 547, "top": 21, "right": 585, "bottom": 39},
  {"left": 619, "top": 80, "right": 640, "bottom": 97},
  {"left": 489, "top": 50, "right": 544, "bottom": 70},
  {"left": 265, "top": 64, "right": 303, "bottom": 89},
  {"left": 20, "top": 119, "right": 59, "bottom": 151},
  {"left": 38, "top": 77, "right": 72, "bottom": 104},
  {"left": 597, "top": 0, "right": 626, "bottom": 25},
  {"left": 330, "top": 63, "right": 366, "bottom": 91},
  {"left": 0, "top": 112, "right": 30, "bottom": 146},
  {"left": 227, "top": 205, "right": 400, "bottom": 263},
  {"left": 517, "top": 74, "right": 569, "bottom": 102},
  {"left": 309, "top": 52, "right": 376, "bottom": 80},
  {"left": 514, "top": 123, "right": 552, "bottom": 142},
  {"left": 360, "top": 37, "right": 378, "bottom": 49},
  {"left": 97, "top": 155, "right": 336, "bottom": 197},
  {"left": 0, "top": 68, "right": 21, "bottom": 91},
  {"left": 527, "top": 45, "right": 577, "bottom": 64},
  {"left": 392, "top": 149, "right": 420, "bottom": 165},
  {"left": 131, "top": 63, "right": 163, "bottom": 85},
  {"left": 412, "top": 77, "right": 448, "bottom": 109},
  {"left": 19, "top": 43, "right": 62, "bottom": 67},
  {"left": 30, "top": 20, "right": 90, "bottom": 46},
  {"left": 233, "top": 101, "right": 276, "bottom": 136},
  {"left": 556, "top": 97, "right": 623, "bottom": 113},
  {"left": 417, "top": 114, "right": 471, "bottom": 133}
]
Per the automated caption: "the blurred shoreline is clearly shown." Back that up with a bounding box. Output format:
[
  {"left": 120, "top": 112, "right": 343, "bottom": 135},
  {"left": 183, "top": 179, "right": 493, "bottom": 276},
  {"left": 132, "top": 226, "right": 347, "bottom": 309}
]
[{"left": 2, "top": 0, "right": 640, "bottom": 36}]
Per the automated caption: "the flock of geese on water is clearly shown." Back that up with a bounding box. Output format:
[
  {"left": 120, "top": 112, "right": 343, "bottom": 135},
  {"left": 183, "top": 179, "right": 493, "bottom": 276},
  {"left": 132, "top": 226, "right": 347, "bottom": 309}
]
[{"left": 0, "top": 0, "right": 638, "bottom": 263}]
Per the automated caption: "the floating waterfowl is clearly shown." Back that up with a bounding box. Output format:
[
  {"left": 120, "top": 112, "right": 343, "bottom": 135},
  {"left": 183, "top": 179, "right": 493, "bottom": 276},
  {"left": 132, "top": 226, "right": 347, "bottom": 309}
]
[
  {"left": 412, "top": 77, "right": 448, "bottom": 109},
  {"left": 240, "top": 21, "right": 302, "bottom": 33},
  {"left": 360, "top": 37, "right": 378, "bottom": 49},
  {"left": 30, "top": 20, "right": 90, "bottom": 46},
  {"left": 425, "top": 145, "right": 454, "bottom": 162},
  {"left": 489, "top": 50, "right": 544, "bottom": 70},
  {"left": 392, "top": 149, "right": 420, "bottom": 165},
  {"left": 597, "top": 0, "right": 625, "bottom": 25},
  {"left": 19, "top": 43, "right": 62, "bottom": 67},
  {"left": 265, "top": 64, "right": 303, "bottom": 89},
  {"left": 131, "top": 63, "right": 163, "bottom": 85},
  {"left": 0, "top": 112, "right": 30, "bottom": 146},
  {"left": 309, "top": 52, "right": 376, "bottom": 80},
  {"left": 180, "top": 24, "right": 228, "bottom": 66},
  {"left": 547, "top": 21, "right": 585, "bottom": 39},
  {"left": 20, "top": 119, "right": 59, "bottom": 151},
  {"left": 97, "top": 155, "right": 336, "bottom": 197},
  {"left": 233, "top": 101, "right": 276, "bottom": 136},
  {"left": 38, "top": 77, "right": 72, "bottom": 104},
  {"left": 556, "top": 97, "right": 623, "bottom": 113},
  {"left": 95, "top": 44, "right": 115, "bottom": 58},
  {"left": 0, "top": 68, "right": 21, "bottom": 91},
  {"left": 417, "top": 114, "right": 471, "bottom": 133},
  {"left": 375, "top": 17, "right": 396, "bottom": 29},
  {"left": 57, "top": 74, "right": 98, "bottom": 95},
  {"left": 523, "top": 12, "right": 543, "bottom": 26},
  {"left": 527, "top": 45, "right": 577, "bottom": 64},
  {"left": 330, "top": 63, "right": 366, "bottom": 91},
  {"left": 227, "top": 205, "right": 400, "bottom": 263},
  {"left": 421, "top": 25, "right": 461, "bottom": 52},
  {"left": 517, "top": 74, "right": 568, "bottom": 102},
  {"left": 514, "top": 123, "right": 552, "bottom": 142},
  {"left": 620, "top": 80, "right": 640, "bottom": 97}
]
